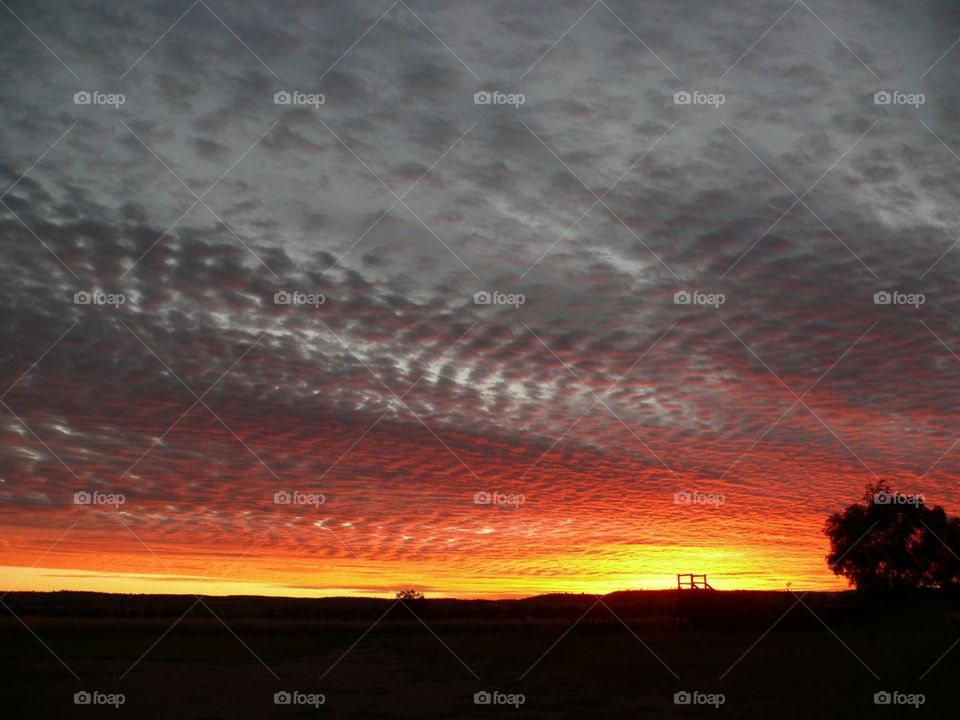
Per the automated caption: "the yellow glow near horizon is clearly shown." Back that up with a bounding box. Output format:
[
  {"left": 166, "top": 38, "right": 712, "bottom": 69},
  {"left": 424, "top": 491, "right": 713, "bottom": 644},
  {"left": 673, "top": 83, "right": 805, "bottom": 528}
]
[{"left": 0, "top": 557, "right": 849, "bottom": 599}]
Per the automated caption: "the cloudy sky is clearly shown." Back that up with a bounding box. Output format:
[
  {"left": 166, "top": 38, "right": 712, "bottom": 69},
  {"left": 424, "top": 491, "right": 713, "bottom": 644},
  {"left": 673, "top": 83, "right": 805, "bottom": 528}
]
[{"left": 2, "top": 0, "right": 960, "bottom": 597}]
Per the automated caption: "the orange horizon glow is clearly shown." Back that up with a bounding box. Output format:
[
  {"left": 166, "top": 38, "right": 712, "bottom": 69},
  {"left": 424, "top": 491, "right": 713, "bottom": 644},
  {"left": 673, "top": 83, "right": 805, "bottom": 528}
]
[
  {"left": 3, "top": 317, "right": 955, "bottom": 603},
  {"left": 0, "top": 564, "right": 851, "bottom": 599},
  {"left": 1, "top": 492, "right": 855, "bottom": 599}
]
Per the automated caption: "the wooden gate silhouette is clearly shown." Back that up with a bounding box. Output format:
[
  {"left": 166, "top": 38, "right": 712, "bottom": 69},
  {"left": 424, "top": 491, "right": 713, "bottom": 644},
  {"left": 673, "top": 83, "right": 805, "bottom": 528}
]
[
  {"left": 674, "top": 573, "right": 715, "bottom": 630},
  {"left": 677, "top": 573, "right": 714, "bottom": 590}
]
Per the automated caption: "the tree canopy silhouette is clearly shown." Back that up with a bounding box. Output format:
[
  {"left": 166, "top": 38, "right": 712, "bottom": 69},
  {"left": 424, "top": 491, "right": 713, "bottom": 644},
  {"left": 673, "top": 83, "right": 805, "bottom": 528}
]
[
  {"left": 824, "top": 481, "right": 960, "bottom": 593},
  {"left": 392, "top": 588, "right": 427, "bottom": 618}
]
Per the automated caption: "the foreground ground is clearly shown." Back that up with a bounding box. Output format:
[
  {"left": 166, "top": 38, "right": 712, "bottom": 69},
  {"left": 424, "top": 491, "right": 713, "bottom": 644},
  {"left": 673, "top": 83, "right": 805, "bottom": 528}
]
[{"left": 1, "top": 595, "right": 957, "bottom": 718}]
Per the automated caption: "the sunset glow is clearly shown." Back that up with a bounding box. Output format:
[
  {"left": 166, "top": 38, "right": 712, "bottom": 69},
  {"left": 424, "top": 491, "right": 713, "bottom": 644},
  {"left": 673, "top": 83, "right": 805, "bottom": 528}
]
[{"left": 3, "top": 390, "right": 953, "bottom": 598}]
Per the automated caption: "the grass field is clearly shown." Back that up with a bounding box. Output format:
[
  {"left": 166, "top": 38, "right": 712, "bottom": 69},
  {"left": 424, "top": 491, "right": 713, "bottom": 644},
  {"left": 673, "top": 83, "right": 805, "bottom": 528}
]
[{"left": 1, "top": 596, "right": 957, "bottom": 718}]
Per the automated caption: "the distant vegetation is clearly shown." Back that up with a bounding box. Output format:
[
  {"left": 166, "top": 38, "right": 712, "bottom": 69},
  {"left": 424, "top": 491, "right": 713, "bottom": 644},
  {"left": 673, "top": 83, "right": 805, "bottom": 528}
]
[
  {"left": 824, "top": 481, "right": 960, "bottom": 593},
  {"left": 393, "top": 588, "right": 427, "bottom": 617}
]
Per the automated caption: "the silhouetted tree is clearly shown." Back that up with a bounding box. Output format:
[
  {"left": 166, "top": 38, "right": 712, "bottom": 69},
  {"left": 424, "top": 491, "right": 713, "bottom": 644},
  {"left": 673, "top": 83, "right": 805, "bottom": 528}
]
[
  {"left": 394, "top": 589, "right": 427, "bottom": 616},
  {"left": 824, "top": 481, "right": 960, "bottom": 593}
]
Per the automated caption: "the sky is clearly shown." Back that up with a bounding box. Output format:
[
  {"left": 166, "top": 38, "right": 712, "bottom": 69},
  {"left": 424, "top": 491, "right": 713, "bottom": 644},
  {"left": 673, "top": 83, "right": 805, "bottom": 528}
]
[{"left": 2, "top": 0, "right": 960, "bottom": 598}]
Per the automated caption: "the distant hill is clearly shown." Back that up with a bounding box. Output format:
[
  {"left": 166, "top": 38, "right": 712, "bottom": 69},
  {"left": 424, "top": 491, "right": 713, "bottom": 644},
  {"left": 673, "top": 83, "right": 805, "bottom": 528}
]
[{"left": 0, "top": 588, "right": 863, "bottom": 624}]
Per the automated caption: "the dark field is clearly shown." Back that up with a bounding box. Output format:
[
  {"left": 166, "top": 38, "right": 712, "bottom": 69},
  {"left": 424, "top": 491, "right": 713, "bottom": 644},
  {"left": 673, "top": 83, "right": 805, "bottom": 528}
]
[{"left": 1, "top": 590, "right": 957, "bottom": 718}]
